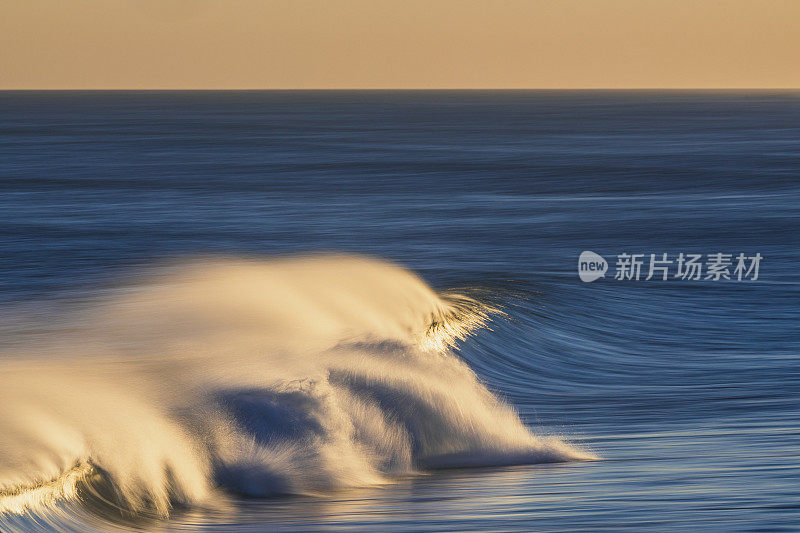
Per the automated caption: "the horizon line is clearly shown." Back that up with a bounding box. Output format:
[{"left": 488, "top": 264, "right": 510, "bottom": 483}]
[{"left": 2, "top": 87, "right": 800, "bottom": 92}]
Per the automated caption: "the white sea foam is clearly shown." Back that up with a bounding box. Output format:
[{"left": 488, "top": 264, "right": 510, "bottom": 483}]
[{"left": 0, "top": 255, "right": 594, "bottom": 518}]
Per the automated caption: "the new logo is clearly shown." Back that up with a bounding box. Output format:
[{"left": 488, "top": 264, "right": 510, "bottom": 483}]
[{"left": 578, "top": 251, "right": 607, "bottom": 282}]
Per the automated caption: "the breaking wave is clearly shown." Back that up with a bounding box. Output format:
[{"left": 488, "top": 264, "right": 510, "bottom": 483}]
[{"left": 0, "top": 255, "right": 593, "bottom": 524}]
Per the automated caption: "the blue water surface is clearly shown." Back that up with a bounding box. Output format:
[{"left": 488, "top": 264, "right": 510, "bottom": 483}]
[{"left": 1, "top": 91, "right": 799, "bottom": 531}]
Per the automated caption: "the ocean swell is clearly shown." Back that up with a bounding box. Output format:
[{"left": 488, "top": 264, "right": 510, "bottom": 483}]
[{"left": 0, "top": 255, "right": 593, "bottom": 520}]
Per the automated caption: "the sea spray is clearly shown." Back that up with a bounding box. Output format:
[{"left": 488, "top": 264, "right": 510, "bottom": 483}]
[{"left": 0, "top": 255, "right": 593, "bottom": 519}]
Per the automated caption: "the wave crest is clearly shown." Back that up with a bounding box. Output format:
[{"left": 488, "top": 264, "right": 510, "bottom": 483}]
[{"left": 0, "top": 255, "right": 593, "bottom": 520}]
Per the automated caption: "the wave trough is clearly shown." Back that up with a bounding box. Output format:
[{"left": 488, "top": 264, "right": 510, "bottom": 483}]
[{"left": 0, "top": 255, "right": 593, "bottom": 521}]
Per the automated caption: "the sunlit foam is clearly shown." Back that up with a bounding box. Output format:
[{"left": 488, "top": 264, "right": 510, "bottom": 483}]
[{"left": 0, "top": 255, "right": 595, "bottom": 519}]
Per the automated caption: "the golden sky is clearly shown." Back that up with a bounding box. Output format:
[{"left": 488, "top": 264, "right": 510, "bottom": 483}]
[{"left": 2, "top": 0, "right": 799, "bottom": 89}]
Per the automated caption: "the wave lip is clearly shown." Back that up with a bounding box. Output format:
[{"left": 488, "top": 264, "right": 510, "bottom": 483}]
[
  {"left": 0, "top": 463, "right": 92, "bottom": 516},
  {"left": 0, "top": 255, "right": 594, "bottom": 521}
]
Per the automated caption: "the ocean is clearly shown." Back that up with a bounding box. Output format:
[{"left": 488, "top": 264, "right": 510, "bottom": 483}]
[{"left": 0, "top": 91, "right": 798, "bottom": 532}]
